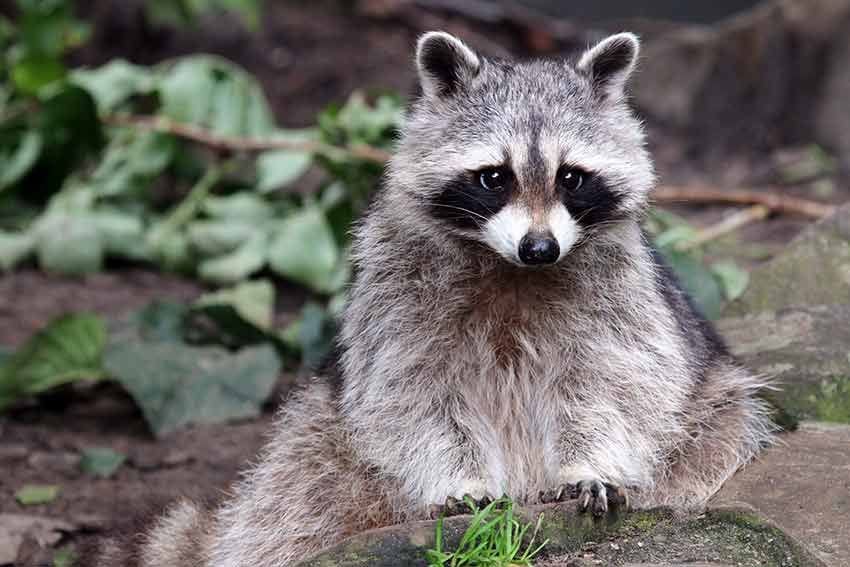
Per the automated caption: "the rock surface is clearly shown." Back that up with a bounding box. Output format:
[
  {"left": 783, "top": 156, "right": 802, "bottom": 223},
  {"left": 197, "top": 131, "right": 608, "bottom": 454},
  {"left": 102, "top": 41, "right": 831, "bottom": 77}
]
[
  {"left": 719, "top": 305, "right": 850, "bottom": 422},
  {"left": 719, "top": 204, "right": 850, "bottom": 423},
  {"left": 634, "top": 0, "right": 850, "bottom": 168},
  {"left": 725, "top": 204, "right": 850, "bottom": 317},
  {"left": 296, "top": 501, "right": 823, "bottom": 567},
  {"left": 714, "top": 423, "right": 850, "bottom": 567}
]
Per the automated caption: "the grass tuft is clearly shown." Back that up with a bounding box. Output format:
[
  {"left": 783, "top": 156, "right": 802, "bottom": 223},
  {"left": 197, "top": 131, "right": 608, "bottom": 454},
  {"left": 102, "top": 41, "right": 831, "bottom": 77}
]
[{"left": 425, "top": 497, "right": 548, "bottom": 567}]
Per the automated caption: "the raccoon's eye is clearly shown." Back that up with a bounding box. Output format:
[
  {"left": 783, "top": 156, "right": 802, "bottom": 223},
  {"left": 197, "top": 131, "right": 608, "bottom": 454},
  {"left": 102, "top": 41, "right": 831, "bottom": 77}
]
[
  {"left": 558, "top": 169, "right": 584, "bottom": 192},
  {"left": 478, "top": 167, "right": 511, "bottom": 191}
]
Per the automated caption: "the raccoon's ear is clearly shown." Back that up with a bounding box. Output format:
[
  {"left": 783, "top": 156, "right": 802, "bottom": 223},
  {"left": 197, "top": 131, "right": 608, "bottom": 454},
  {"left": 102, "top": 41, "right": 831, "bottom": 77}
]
[
  {"left": 416, "top": 31, "right": 481, "bottom": 99},
  {"left": 577, "top": 33, "right": 640, "bottom": 100}
]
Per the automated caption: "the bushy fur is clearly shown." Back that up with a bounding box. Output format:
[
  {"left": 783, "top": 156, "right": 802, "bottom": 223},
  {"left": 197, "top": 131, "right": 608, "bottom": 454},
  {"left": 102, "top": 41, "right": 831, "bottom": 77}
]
[{"left": 96, "top": 32, "right": 774, "bottom": 566}]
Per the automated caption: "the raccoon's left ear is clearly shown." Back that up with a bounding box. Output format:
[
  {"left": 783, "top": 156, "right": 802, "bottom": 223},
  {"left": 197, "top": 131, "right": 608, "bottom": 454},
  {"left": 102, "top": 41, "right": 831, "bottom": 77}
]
[
  {"left": 577, "top": 33, "right": 640, "bottom": 100},
  {"left": 416, "top": 31, "right": 481, "bottom": 99}
]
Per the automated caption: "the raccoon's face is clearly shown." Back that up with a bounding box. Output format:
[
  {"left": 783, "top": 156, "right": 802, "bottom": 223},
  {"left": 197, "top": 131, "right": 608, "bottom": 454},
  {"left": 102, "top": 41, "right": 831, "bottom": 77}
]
[{"left": 392, "top": 31, "right": 654, "bottom": 266}]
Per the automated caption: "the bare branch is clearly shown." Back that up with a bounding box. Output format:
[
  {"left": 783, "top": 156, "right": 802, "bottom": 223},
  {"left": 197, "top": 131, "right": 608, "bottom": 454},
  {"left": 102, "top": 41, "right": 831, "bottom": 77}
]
[
  {"left": 655, "top": 185, "right": 837, "bottom": 219},
  {"left": 102, "top": 114, "right": 393, "bottom": 163},
  {"left": 675, "top": 205, "right": 770, "bottom": 251},
  {"left": 102, "top": 113, "right": 841, "bottom": 221}
]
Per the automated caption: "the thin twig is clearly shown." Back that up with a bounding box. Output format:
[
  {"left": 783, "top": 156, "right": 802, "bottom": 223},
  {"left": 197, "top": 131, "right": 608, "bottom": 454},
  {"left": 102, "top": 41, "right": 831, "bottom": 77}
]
[
  {"left": 655, "top": 185, "right": 836, "bottom": 219},
  {"left": 102, "top": 114, "right": 393, "bottom": 163},
  {"left": 675, "top": 205, "right": 770, "bottom": 251}
]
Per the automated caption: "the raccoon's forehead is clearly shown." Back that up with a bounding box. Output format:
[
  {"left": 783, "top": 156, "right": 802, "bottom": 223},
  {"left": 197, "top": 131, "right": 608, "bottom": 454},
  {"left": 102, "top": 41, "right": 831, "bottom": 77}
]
[{"left": 406, "top": 60, "right": 644, "bottom": 171}]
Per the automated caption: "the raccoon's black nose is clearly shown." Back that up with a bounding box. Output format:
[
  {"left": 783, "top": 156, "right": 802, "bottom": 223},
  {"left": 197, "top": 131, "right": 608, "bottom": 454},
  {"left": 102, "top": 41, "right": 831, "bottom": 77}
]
[{"left": 518, "top": 234, "right": 560, "bottom": 265}]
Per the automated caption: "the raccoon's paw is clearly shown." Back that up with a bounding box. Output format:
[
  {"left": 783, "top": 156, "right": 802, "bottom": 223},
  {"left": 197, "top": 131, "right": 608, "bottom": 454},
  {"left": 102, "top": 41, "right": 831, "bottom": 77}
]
[
  {"left": 575, "top": 479, "right": 629, "bottom": 518},
  {"left": 428, "top": 493, "right": 497, "bottom": 519},
  {"left": 538, "top": 483, "right": 576, "bottom": 504}
]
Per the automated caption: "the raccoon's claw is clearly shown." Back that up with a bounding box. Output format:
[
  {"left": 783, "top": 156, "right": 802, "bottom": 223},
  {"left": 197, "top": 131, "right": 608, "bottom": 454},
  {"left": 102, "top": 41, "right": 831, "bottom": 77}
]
[
  {"left": 576, "top": 479, "right": 629, "bottom": 518},
  {"left": 428, "top": 493, "right": 495, "bottom": 518},
  {"left": 538, "top": 483, "right": 576, "bottom": 504}
]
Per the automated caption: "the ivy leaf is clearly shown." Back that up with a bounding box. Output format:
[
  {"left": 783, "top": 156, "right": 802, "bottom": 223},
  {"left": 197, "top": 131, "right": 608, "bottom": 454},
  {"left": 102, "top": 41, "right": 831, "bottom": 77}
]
[
  {"left": 711, "top": 261, "right": 750, "bottom": 302},
  {"left": 257, "top": 148, "right": 312, "bottom": 193},
  {"left": 0, "top": 314, "right": 107, "bottom": 411},
  {"left": 267, "top": 206, "right": 344, "bottom": 293},
  {"left": 198, "top": 232, "right": 267, "bottom": 284},
  {"left": 71, "top": 60, "right": 155, "bottom": 114},
  {"left": 15, "top": 484, "right": 61, "bottom": 506},
  {"left": 80, "top": 447, "right": 126, "bottom": 478},
  {"left": 195, "top": 279, "right": 274, "bottom": 331},
  {"left": 35, "top": 213, "right": 104, "bottom": 275},
  {"left": 104, "top": 341, "right": 280, "bottom": 437},
  {"left": 0, "top": 131, "right": 43, "bottom": 192},
  {"left": 661, "top": 250, "right": 724, "bottom": 319},
  {"left": 0, "top": 231, "right": 35, "bottom": 271}
]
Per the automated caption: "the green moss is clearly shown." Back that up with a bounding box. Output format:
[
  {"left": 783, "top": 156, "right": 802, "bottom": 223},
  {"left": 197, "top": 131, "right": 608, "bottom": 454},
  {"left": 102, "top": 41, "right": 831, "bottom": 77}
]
[{"left": 777, "top": 375, "right": 850, "bottom": 424}]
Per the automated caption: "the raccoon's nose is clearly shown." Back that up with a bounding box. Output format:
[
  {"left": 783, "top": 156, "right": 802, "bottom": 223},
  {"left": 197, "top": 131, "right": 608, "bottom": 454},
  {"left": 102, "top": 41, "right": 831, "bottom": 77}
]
[{"left": 518, "top": 233, "right": 560, "bottom": 265}]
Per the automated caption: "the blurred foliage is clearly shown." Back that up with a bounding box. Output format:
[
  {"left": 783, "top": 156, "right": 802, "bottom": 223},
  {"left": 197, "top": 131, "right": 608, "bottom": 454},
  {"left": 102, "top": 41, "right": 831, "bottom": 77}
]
[
  {"left": 146, "top": 0, "right": 263, "bottom": 30},
  {"left": 0, "top": 0, "right": 749, "bottom": 427}
]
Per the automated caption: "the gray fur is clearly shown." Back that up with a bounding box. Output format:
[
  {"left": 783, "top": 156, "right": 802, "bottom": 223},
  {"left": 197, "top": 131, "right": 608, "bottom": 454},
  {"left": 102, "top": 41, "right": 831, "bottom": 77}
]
[{"left": 96, "top": 32, "right": 774, "bottom": 566}]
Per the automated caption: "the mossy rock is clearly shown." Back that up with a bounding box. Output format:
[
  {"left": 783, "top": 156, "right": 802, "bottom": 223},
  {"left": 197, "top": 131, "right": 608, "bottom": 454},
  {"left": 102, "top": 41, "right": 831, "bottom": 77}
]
[
  {"left": 725, "top": 204, "right": 850, "bottom": 317},
  {"left": 718, "top": 304, "right": 850, "bottom": 424},
  {"left": 296, "top": 502, "right": 824, "bottom": 567}
]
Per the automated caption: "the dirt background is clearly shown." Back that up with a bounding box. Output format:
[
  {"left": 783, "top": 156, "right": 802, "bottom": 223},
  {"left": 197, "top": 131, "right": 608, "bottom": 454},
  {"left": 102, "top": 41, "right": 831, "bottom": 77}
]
[{"left": 1, "top": 1, "right": 848, "bottom": 565}]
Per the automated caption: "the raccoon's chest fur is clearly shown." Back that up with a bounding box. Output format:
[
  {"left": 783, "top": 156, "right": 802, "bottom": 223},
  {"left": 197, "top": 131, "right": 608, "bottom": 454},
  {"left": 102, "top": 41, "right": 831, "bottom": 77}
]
[{"left": 432, "top": 257, "right": 692, "bottom": 498}]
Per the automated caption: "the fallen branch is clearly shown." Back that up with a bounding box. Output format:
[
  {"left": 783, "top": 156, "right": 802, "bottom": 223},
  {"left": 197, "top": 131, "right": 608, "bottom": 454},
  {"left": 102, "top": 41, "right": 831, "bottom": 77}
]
[
  {"left": 675, "top": 204, "right": 770, "bottom": 251},
  {"left": 103, "top": 114, "right": 393, "bottom": 163},
  {"left": 104, "top": 114, "right": 840, "bottom": 220},
  {"left": 655, "top": 185, "right": 836, "bottom": 219}
]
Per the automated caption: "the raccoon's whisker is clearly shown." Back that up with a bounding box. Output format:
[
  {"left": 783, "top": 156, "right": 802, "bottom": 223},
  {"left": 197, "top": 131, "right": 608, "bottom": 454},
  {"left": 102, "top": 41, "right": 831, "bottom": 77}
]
[
  {"left": 429, "top": 203, "right": 487, "bottom": 225},
  {"left": 452, "top": 187, "right": 498, "bottom": 217}
]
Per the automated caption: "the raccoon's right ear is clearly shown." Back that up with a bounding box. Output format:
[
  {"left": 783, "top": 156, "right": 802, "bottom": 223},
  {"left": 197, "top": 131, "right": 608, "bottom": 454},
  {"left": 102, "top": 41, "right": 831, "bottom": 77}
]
[
  {"left": 577, "top": 32, "right": 640, "bottom": 101},
  {"left": 416, "top": 31, "right": 481, "bottom": 99}
]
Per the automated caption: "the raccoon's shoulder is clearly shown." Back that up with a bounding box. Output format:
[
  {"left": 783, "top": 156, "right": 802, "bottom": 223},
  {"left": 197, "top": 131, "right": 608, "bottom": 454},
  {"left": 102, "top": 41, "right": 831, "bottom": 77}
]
[{"left": 646, "top": 239, "right": 729, "bottom": 363}]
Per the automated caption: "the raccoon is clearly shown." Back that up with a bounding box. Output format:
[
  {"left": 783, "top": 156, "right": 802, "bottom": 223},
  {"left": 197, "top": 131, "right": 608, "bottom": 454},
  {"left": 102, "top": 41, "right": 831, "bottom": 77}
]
[{"left": 96, "top": 31, "right": 774, "bottom": 566}]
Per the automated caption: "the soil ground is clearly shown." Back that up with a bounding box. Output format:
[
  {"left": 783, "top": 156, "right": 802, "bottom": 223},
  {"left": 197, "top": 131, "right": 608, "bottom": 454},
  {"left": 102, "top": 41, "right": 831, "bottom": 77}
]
[{"left": 0, "top": 1, "right": 845, "bottom": 565}]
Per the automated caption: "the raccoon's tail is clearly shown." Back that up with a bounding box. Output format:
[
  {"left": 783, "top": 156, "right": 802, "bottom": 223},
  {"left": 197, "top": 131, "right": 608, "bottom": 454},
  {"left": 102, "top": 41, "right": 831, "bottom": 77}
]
[
  {"left": 91, "top": 500, "right": 212, "bottom": 567},
  {"left": 90, "top": 380, "right": 408, "bottom": 567}
]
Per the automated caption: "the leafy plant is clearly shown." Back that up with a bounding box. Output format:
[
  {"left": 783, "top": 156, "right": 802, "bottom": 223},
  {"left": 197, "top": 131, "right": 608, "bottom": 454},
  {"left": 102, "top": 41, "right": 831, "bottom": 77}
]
[
  {"left": 647, "top": 209, "right": 750, "bottom": 319},
  {"left": 0, "top": 313, "right": 106, "bottom": 411},
  {"left": 426, "top": 497, "right": 548, "bottom": 567},
  {"left": 145, "top": 0, "right": 263, "bottom": 30}
]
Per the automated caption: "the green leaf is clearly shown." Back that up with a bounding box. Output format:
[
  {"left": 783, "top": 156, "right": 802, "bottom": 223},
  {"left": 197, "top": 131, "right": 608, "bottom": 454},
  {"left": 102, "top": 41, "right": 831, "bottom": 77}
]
[
  {"left": 11, "top": 53, "right": 65, "bottom": 95},
  {"left": 104, "top": 341, "right": 281, "bottom": 437},
  {"left": 711, "top": 261, "right": 750, "bottom": 302},
  {"left": 53, "top": 548, "right": 76, "bottom": 567},
  {"left": 92, "top": 208, "right": 148, "bottom": 260},
  {"left": 35, "top": 213, "right": 104, "bottom": 275},
  {"left": 0, "top": 131, "right": 43, "bottom": 191},
  {"left": 0, "top": 314, "right": 107, "bottom": 411},
  {"left": 15, "top": 484, "right": 60, "bottom": 506},
  {"left": 158, "top": 56, "right": 275, "bottom": 137},
  {"left": 129, "top": 301, "right": 189, "bottom": 343},
  {"left": 282, "top": 301, "right": 337, "bottom": 369},
  {"left": 196, "top": 279, "right": 274, "bottom": 331},
  {"left": 257, "top": 149, "right": 312, "bottom": 193},
  {"left": 80, "top": 447, "right": 126, "bottom": 478},
  {"left": 89, "top": 130, "right": 176, "bottom": 197},
  {"left": 662, "top": 250, "right": 724, "bottom": 320},
  {"left": 188, "top": 220, "right": 256, "bottom": 257},
  {"left": 267, "top": 207, "right": 344, "bottom": 293},
  {"left": 202, "top": 193, "right": 275, "bottom": 221},
  {"left": 71, "top": 60, "right": 155, "bottom": 114},
  {"left": 0, "top": 231, "right": 35, "bottom": 271},
  {"left": 198, "top": 232, "right": 267, "bottom": 284}
]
